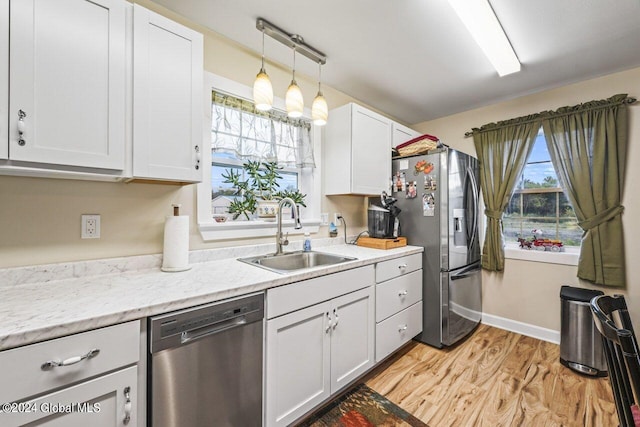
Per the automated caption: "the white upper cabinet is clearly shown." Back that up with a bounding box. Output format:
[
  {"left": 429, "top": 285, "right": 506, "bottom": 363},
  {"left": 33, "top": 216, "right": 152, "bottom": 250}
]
[
  {"left": 392, "top": 122, "right": 421, "bottom": 148},
  {"left": 8, "top": 0, "right": 126, "bottom": 170},
  {"left": 0, "top": 0, "right": 7, "bottom": 160},
  {"left": 324, "top": 103, "right": 392, "bottom": 195},
  {"left": 133, "top": 5, "right": 203, "bottom": 183}
]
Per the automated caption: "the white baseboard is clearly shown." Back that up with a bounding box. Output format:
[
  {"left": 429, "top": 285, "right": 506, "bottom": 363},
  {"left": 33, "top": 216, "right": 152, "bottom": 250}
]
[{"left": 481, "top": 313, "right": 560, "bottom": 344}]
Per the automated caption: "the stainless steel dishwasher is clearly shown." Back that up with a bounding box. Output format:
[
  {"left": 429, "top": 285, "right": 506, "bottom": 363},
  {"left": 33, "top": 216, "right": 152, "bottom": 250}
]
[{"left": 148, "top": 293, "right": 264, "bottom": 427}]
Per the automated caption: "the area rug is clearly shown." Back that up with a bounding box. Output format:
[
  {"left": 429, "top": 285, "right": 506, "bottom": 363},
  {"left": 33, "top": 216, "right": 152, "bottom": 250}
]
[{"left": 296, "top": 384, "right": 428, "bottom": 427}]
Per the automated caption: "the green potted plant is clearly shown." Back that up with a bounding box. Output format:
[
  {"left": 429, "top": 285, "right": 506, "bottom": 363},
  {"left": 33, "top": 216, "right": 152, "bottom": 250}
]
[{"left": 222, "top": 161, "right": 306, "bottom": 221}]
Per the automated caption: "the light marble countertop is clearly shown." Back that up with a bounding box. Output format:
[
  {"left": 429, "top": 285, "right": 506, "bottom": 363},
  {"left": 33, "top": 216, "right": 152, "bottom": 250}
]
[{"left": 0, "top": 242, "right": 422, "bottom": 351}]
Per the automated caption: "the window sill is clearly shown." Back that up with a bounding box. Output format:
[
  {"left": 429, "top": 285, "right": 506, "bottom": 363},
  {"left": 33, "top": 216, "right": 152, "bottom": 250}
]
[
  {"left": 504, "top": 244, "right": 579, "bottom": 266},
  {"left": 198, "top": 218, "right": 321, "bottom": 241}
]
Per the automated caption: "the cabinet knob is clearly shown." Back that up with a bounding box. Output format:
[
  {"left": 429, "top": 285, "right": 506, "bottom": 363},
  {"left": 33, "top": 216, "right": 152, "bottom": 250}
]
[
  {"left": 398, "top": 263, "right": 408, "bottom": 271},
  {"left": 398, "top": 290, "right": 408, "bottom": 297},
  {"left": 332, "top": 308, "right": 339, "bottom": 330},
  {"left": 398, "top": 324, "right": 408, "bottom": 333}
]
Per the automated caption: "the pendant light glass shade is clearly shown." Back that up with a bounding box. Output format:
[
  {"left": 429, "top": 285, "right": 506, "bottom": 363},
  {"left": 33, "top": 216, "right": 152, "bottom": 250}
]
[
  {"left": 311, "top": 63, "right": 328, "bottom": 125},
  {"left": 312, "top": 92, "right": 328, "bottom": 126},
  {"left": 253, "top": 69, "right": 273, "bottom": 111},
  {"left": 253, "top": 30, "right": 273, "bottom": 111},
  {"left": 286, "top": 81, "right": 304, "bottom": 118},
  {"left": 286, "top": 48, "right": 304, "bottom": 118}
]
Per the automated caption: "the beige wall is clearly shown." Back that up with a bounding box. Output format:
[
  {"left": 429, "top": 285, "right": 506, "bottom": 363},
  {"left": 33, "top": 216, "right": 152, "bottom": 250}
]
[
  {"left": 413, "top": 67, "right": 640, "bottom": 331},
  {"left": 0, "top": 1, "right": 371, "bottom": 268}
]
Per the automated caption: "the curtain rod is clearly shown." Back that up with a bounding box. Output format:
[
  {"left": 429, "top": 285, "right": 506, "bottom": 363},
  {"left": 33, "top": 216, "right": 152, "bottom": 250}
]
[{"left": 464, "top": 96, "right": 637, "bottom": 138}]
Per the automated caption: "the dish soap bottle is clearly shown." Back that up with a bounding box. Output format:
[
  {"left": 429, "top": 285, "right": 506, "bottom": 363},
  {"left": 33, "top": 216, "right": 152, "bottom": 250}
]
[{"left": 303, "top": 232, "right": 312, "bottom": 252}]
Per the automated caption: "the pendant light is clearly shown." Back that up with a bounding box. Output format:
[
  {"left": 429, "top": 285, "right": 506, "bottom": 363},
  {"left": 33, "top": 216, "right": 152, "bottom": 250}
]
[
  {"left": 253, "top": 29, "right": 273, "bottom": 111},
  {"left": 285, "top": 46, "right": 304, "bottom": 118},
  {"left": 311, "top": 62, "right": 328, "bottom": 126}
]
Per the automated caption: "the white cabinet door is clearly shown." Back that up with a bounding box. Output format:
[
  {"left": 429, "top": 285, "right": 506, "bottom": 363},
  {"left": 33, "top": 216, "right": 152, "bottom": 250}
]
[
  {"left": 266, "top": 301, "right": 332, "bottom": 427},
  {"left": 9, "top": 0, "right": 125, "bottom": 170},
  {"left": 330, "top": 287, "right": 374, "bottom": 393},
  {"left": 133, "top": 5, "right": 203, "bottom": 182},
  {"left": 324, "top": 103, "right": 391, "bottom": 195},
  {"left": 351, "top": 105, "right": 392, "bottom": 195},
  {"left": 2, "top": 366, "right": 137, "bottom": 427},
  {"left": 0, "top": 0, "right": 7, "bottom": 160},
  {"left": 392, "top": 122, "right": 420, "bottom": 148}
]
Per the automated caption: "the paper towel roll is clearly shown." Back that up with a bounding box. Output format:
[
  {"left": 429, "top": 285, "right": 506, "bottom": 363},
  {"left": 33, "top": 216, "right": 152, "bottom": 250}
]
[{"left": 161, "top": 215, "right": 191, "bottom": 272}]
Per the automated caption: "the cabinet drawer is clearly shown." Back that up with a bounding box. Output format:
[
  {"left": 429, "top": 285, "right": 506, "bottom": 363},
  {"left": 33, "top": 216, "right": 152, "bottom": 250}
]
[
  {"left": 375, "top": 253, "right": 422, "bottom": 283},
  {"left": 376, "top": 269, "right": 422, "bottom": 322},
  {"left": 375, "top": 302, "right": 422, "bottom": 363},
  {"left": 0, "top": 320, "right": 140, "bottom": 403},
  {"left": 267, "top": 265, "right": 374, "bottom": 319}
]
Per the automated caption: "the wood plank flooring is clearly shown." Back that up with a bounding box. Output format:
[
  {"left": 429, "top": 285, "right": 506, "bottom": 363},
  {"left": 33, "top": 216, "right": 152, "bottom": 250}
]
[{"left": 365, "top": 324, "right": 617, "bottom": 427}]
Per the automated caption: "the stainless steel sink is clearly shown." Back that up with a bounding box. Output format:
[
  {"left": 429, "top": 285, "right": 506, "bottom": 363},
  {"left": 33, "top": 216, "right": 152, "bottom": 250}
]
[{"left": 238, "top": 251, "right": 357, "bottom": 274}]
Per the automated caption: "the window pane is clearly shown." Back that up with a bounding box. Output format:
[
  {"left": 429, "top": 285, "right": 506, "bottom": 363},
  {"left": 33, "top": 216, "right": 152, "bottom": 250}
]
[
  {"left": 505, "top": 129, "right": 582, "bottom": 247},
  {"left": 211, "top": 164, "right": 243, "bottom": 215},
  {"left": 515, "top": 130, "right": 559, "bottom": 190}
]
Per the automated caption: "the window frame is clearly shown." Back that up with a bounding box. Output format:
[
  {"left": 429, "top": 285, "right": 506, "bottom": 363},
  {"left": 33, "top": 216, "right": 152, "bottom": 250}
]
[{"left": 197, "top": 72, "right": 321, "bottom": 241}]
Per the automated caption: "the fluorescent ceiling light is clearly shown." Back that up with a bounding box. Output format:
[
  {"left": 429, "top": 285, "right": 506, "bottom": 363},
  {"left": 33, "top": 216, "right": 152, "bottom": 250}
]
[{"left": 447, "top": 0, "right": 521, "bottom": 76}]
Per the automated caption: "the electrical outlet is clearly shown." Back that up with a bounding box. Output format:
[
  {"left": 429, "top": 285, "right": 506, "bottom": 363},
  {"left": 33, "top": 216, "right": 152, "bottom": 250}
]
[
  {"left": 81, "top": 214, "right": 101, "bottom": 239},
  {"left": 334, "top": 213, "right": 342, "bottom": 225}
]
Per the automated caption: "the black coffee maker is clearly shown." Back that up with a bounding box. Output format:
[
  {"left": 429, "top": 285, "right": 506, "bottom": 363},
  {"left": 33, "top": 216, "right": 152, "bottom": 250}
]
[{"left": 368, "top": 191, "right": 401, "bottom": 238}]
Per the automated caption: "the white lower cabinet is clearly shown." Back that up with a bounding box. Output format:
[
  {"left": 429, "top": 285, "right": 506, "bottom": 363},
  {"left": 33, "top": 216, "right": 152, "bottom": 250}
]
[
  {"left": 265, "top": 267, "right": 375, "bottom": 427},
  {"left": 0, "top": 321, "right": 140, "bottom": 427}
]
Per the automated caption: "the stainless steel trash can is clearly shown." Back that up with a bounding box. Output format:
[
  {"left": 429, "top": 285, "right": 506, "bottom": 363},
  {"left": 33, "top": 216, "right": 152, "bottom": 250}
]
[{"left": 559, "top": 285, "right": 607, "bottom": 376}]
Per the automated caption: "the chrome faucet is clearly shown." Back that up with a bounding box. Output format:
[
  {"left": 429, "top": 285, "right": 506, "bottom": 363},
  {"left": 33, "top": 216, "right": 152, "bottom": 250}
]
[{"left": 275, "top": 197, "right": 302, "bottom": 255}]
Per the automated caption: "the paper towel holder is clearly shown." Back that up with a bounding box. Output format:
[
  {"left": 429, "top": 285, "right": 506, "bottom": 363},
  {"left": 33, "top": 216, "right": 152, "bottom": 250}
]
[{"left": 161, "top": 204, "right": 192, "bottom": 273}]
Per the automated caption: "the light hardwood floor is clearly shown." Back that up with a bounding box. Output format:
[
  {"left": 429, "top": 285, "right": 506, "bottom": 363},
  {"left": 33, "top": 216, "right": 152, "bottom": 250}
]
[{"left": 365, "top": 324, "right": 617, "bottom": 427}]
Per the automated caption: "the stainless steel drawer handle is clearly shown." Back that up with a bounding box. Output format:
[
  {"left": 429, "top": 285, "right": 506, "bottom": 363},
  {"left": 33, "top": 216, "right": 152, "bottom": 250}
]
[
  {"left": 398, "top": 324, "right": 408, "bottom": 333},
  {"left": 398, "top": 264, "right": 407, "bottom": 270},
  {"left": 123, "top": 386, "right": 132, "bottom": 425},
  {"left": 17, "top": 109, "right": 27, "bottom": 146},
  {"left": 41, "top": 348, "right": 100, "bottom": 371},
  {"left": 332, "top": 308, "right": 339, "bottom": 330},
  {"left": 398, "top": 290, "right": 408, "bottom": 297},
  {"left": 325, "top": 312, "right": 332, "bottom": 334}
]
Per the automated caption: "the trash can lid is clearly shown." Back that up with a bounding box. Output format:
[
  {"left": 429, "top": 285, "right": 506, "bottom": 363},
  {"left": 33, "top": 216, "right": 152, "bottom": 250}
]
[{"left": 560, "top": 285, "right": 604, "bottom": 302}]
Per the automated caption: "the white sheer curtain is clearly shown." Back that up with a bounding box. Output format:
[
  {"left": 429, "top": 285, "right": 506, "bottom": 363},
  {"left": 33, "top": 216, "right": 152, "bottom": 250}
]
[{"left": 211, "top": 92, "right": 316, "bottom": 168}]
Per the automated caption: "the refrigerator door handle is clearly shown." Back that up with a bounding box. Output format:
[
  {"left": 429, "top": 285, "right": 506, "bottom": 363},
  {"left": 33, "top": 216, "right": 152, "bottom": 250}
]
[{"left": 467, "top": 166, "right": 480, "bottom": 252}]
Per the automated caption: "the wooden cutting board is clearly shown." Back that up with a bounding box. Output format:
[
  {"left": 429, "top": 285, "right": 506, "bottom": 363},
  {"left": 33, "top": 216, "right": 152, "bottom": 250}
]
[{"left": 356, "top": 236, "right": 407, "bottom": 250}]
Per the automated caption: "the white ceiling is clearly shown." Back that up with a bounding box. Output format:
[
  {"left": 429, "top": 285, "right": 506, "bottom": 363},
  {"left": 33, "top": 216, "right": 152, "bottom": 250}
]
[{"left": 151, "top": 0, "right": 640, "bottom": 125}]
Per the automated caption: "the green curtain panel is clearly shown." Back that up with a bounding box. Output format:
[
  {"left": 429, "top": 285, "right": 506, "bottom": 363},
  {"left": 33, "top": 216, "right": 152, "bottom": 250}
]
[
  {"left": 472, "top": 116, "right": 542, "bottom": 271},
  {"left": 541, "top": 94, "right": 630, "bottom": 287}
]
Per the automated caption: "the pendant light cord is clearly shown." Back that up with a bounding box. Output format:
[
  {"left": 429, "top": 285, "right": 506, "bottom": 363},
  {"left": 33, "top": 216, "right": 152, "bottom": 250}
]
[
  {"left": 292, "top": 47, "right": 297, "bottom": 81},
  {"left": 261, "top": 30, "right": 266, "bottom": 69}
]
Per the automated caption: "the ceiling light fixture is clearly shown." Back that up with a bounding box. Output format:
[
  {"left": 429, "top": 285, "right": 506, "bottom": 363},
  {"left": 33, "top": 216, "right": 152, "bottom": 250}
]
[
  {"left": 285, "top": 45, "right": 304, "bottom": 118},
  {"left": 312, "top": 63, "right": 328, "bottom": 126},
  {"left": 255, "top": 19, "right": 327, "bottom": 122},
  {"left": 446, "top": 0, "right": 520, "bottom": 76},
  {"left": 253, "top": 29, "right": 273, "bottom": 111}
]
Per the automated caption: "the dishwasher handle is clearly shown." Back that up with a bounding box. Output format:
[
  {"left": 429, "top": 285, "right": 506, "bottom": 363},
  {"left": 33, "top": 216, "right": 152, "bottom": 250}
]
[{"left": 180, "top": 315, "right": 248, "bottom": 345}]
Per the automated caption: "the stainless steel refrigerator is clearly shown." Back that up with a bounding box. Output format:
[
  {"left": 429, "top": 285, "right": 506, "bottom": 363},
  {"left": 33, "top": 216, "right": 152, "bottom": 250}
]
[{"left": 391, "top": 147, "right": 482, "bottom": 348}]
